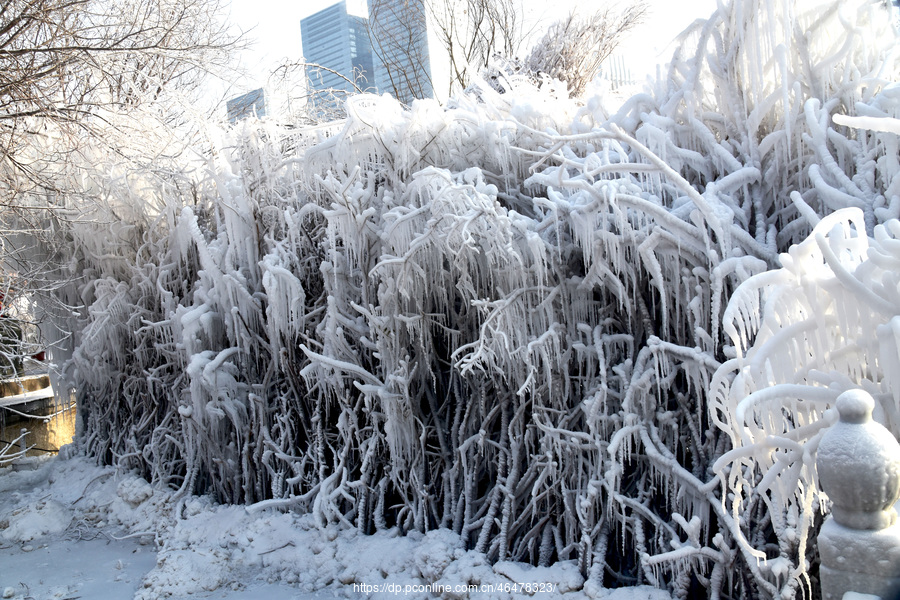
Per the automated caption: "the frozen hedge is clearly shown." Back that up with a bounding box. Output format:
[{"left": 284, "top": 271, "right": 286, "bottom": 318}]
[{"left": 58, "top": 0, "right": 900, "bottom": 597}]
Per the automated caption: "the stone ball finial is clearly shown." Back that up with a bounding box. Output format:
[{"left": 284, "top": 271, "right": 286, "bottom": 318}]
[
  {"left": 817, "top": 389, "right": 900, "bottom": 530},
  {"left": 836, "top": 390, "right": 875, "bottom": 424}
]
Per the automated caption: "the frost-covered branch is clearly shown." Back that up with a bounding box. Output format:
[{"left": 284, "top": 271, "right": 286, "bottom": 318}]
[{"left": 53, "top": 1, "right": 900, "bottom": 599}]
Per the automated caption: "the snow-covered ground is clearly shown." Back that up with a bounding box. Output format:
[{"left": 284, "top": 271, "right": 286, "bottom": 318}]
[{"left": 0, "top": 453, "right": 671, "bottom": 600}]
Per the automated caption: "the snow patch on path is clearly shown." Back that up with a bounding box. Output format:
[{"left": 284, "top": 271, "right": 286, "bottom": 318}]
[
  {"left": 1, "top": 499, "right": 70, "bottom": 543},
  {"left": 1, "top": 455, "right": 672, "bottom": 600}
]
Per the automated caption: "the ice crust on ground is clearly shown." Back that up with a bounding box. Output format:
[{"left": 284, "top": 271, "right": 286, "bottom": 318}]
[{"left": 0, "top": 455, "right": 671, "bottom": 600}]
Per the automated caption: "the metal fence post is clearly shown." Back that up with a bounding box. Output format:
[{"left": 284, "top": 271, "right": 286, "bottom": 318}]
[{"left": 816, "top": 389, "right": 900, "bottom": 599}]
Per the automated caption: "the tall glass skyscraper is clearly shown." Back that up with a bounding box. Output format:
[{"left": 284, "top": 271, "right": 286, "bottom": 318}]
[
  {"left": 367, "top": 0, "right": 433, "bottom": 103},
  {"left": 301, "top": 2, "right": 377, "bottom": 111}
]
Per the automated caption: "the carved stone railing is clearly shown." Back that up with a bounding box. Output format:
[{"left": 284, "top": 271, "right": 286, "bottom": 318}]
[{"left": 816, "top": 389, "right": 900, "bottom": 599}]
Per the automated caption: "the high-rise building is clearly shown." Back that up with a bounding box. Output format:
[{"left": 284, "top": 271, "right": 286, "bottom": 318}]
[
  {"left": 301, "top": 2, "right": 376, "bottom": 111},
  {"left": 226, "top": 88, "right": 266, "bottom": 124},
  {"left": 367, "top": 0, "right": 433, "bottom": 103}
]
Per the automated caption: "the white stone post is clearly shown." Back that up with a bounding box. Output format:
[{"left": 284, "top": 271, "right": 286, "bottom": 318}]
[{"left": 816, "top": 389, "right": 900, "bottom": 600}]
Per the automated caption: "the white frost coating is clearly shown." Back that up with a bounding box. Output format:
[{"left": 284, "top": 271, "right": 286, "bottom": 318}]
[
  {"left": 48, "top": 0, "right": 900, "bottom": 597},
  {"left": 817, "top": 390, "right": 900, "bottom": 530},
  {"left": 713, "top": 209, "right": 900, "bottom": 591},
  {"left": 816, "top": 390, "right": 900, "bottom": 598},
  {"left": 833, "top": 113, "right": 900, "bottom": 135}
]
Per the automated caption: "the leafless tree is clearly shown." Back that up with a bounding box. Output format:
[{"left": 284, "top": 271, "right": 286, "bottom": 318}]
[
  {"left": 366, "top": 0, "right": 646, "bottom": 100},
  {"left": 525, "top": 3, "right": 648, "bottom": 97},
  {"left": 263, "top": 59, "right": 374, "bottom": 124},
  {"left": 0, "top": 0, "right": 239, "bottom": 376},
  {"left": 1, "top": 0, "right": 236, "bottom": 133},
  {"left": 364, "top": 0, "right": 528, "bottom": 100},
  {"left": 0, "top": 0, "right": 240, "bottom": 226},
  {"left": 427, "top": 0, "right": 524, "bottom": 96},
  {"left": 366, "top": 0, "right": 436, "bottom": 102}
]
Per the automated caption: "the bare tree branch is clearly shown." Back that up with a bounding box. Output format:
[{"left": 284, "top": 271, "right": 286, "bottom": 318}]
[
  {"left": 524, "top": 3, "right": 648, "bottom": 97},
  {"left": 0, "top": 0, "right": 240, "bottom": 372},
  {"left": 425, "top": 0, "right": 524, "bottom": 96}
]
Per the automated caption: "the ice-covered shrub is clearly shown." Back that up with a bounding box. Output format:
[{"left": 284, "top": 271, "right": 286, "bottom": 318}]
[
  {"left": 712, "top": 206, "right": 900, "bottom": 594},
  {"left": 57, "top": 0, "right": 900, "bottom": 598}
]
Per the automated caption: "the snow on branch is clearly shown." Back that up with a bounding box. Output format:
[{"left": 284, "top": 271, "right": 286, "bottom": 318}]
[
  {"left": 54, "top": 0, "right": 900, "bottom": 597},
  {"left": 713, "top": 208, "right": 900, "bottom": 593}
]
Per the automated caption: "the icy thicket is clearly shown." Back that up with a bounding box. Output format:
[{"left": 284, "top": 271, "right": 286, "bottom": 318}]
[{"left": 58, "top": 0, "right": 900, "bottom": 597}]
